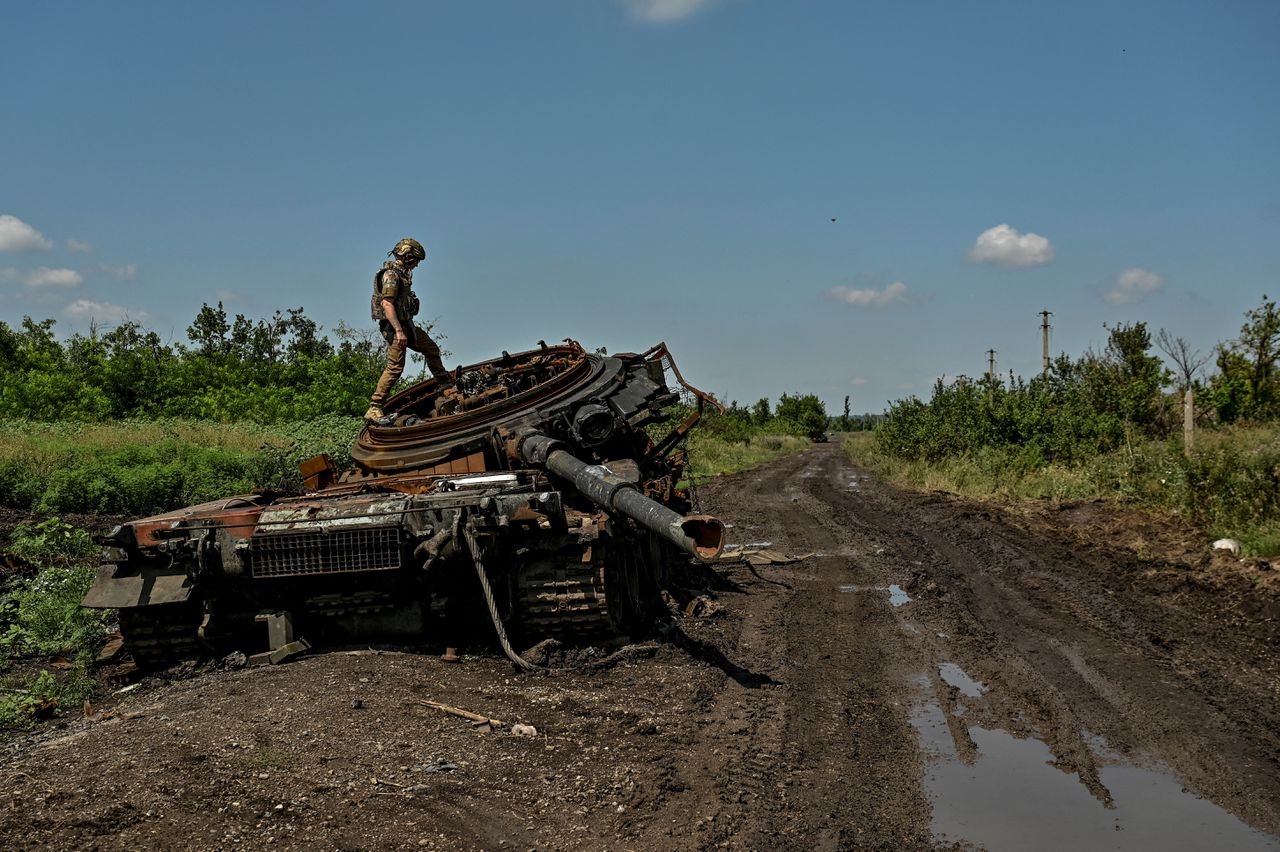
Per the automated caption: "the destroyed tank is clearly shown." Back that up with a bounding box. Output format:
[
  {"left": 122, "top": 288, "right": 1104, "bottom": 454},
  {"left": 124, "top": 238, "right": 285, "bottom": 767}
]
[{"left": 83, "top": 341, "right": 725, "bottom": 669}]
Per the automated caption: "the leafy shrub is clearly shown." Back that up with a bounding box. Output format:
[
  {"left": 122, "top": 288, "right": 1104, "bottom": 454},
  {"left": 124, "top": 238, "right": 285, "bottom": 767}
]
[
  {"left": 0, "top": 458, "right": 45, "bottom": 509},
  {"left": 8, "top": 518, "right": 96, "bottom": 564},
  {"left": 1, "top": 564, "right": 109, "bottom": 657},
  {"left": 1180, "top": 442, "right": 1280, "bottom": 532},
  {"left": 0, "top": 520, "right": 108, "bottom": 732},
  {"left": 875, "top": 324, "right": 1169, "bottom": 466},
  {"left": 33, "top": 441, "right": 252, "bottom": 514},
  {"left": 0, "top": 659, "right": 98, "bottom": 730}
]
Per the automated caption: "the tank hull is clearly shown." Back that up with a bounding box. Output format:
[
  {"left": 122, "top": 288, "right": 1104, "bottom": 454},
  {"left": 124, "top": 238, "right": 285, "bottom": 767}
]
[{"left": 84, "top": 342, "right": 723, "bottom": 667}]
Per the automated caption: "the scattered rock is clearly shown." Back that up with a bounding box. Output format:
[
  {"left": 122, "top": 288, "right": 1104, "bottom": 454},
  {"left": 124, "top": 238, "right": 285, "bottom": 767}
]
[
  {"left": 415, "top": 760, "right": 459, "bottom": 774},
  {"left": 1212, "top": 538, "right": 1242, "bottom": 558},
  {"left": 221, "top": 651, "right": 248, "bottom": 669}
]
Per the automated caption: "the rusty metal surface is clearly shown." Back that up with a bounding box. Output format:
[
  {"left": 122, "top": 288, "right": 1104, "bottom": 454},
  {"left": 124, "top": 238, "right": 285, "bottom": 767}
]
[
  {"left": 84, "top": 338, "right": 727, "bottom": 667},
  {"left": 351, "top": 343, "right": 596, "bottom": 472},
  {"left": 81, "top": 565, "right": 194, "bottom": 608}
]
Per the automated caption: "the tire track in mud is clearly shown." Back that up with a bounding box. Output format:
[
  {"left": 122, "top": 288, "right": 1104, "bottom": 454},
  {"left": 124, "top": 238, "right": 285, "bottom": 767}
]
[
  {"left": 645, "top": 448, "right": 936, "bottom": 850},
  {"left": 682, "top": 443, "right": 1279, "bottom": 848},
  {"left": 815, "top": 446, "right": 1280, "bottom": 837}
]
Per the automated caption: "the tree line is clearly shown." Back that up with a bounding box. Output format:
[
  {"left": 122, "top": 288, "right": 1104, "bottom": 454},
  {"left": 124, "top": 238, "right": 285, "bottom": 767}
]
[
  {"left": 0, "top": 303, "right": 398, "bottom": 422},
  {"left": 876, "top": 295, "right": 1280, "bottom": 465},
  {"left": 698, "top": 393, "right": 830, "bottom": 441}
]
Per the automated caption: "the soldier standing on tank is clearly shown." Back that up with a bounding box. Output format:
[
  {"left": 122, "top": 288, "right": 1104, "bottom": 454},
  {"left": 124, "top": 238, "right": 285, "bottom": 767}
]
[{"left": 365, "top": 237, "right": 453, "bottom": 422}]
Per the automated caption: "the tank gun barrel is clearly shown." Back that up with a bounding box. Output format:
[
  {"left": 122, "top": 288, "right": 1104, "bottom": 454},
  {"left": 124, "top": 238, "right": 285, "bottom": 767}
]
[{"left": 517, "top": 432, "right": 725, "bottom": 561}]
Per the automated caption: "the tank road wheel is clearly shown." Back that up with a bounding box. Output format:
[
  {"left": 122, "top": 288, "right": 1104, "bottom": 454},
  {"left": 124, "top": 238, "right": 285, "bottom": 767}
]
[
  {"left": 118, "top": 602, "right": 205, "bottom": 669},
  {"left": 512, "top": 555, "right": 615, "bottom": 642}
]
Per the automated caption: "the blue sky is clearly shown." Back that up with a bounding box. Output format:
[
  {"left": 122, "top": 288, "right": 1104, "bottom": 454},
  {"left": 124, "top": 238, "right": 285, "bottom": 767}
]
[{"left": 2, "top": 0, "right": 1276, "bottom": 413}]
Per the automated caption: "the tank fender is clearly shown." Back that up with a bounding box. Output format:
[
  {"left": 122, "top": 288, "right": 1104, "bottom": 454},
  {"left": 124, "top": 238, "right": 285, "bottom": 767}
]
[{"left": 81, "top": 564, "right": 194, "bottom": 609}]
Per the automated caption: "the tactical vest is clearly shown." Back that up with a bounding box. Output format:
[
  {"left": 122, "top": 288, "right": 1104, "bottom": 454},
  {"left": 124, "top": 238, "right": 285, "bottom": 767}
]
[{"left": 370, "top": 261, "right": 420, "bottom": 323}]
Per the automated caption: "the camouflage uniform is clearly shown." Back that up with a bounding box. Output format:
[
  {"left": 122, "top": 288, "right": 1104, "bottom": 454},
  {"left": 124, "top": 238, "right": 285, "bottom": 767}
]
[{"left": 369, "top": 259, "right": 450, "bottom": 411}]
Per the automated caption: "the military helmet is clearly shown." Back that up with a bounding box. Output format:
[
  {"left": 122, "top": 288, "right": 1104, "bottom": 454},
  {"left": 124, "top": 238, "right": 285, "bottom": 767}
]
[{"left": 390, "top": 238, "right": 426, "bottom": 262}]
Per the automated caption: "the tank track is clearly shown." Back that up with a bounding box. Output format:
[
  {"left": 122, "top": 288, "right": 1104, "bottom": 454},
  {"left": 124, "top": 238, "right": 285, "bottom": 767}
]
[
  {"left": 514, "top": 560, "right": 615, "bottom": 639},
  {"left": 118, "top": 603, "right": 205, "bottom": 669}
]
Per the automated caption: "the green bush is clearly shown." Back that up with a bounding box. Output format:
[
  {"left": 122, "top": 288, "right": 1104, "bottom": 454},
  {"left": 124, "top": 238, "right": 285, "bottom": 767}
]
[
  {"left": 0, "top": 517, "right": 109, "bottom": 731},
  {"left": 0, "top": 458, "right": 45, "bottom": 510},
  {"left": 875, "top": 323, "right": 1169, "bottom": 466},
  {"left": 1180, "top": 441, "right": 1280, "bottom": 533},
  {"left": 0, "top": 659, "right": 98, "bottom": 730},
  {"left": 33, "top": 440, "right": 261, "bottom": 514},
  {"left": 1, "top": 564, "right": 109, "bottom": 657},
  {"left": 8, "top": 518, "right": 96, "bottom": 564}
]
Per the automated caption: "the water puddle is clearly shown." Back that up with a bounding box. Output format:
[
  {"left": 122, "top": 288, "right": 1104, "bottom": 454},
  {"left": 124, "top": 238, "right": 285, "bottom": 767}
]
[
  {"left": 938, "top": 662, "right": 986, "bottom": 698},
  {"left": 910, "top": 694, "right": 1279, "bottom": 850},
  {"left": 834, "top": 582, "right": 914, "bottom": 607}
]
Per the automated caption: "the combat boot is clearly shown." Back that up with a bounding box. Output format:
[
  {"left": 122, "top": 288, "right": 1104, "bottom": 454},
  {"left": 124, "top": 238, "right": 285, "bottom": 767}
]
[{"left": 363, "top": 404, "right": 385, "bottom": 422}]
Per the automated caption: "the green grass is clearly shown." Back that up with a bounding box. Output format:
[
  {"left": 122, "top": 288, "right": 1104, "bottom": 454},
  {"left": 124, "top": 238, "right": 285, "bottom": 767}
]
[
  {"left": 845, "top": 425, "right": 1280, "bottom": 556},
  {"left": 0, "top": 416, "right": 810, "bottom": 516},
  {"left": 0, "top": 416, "right": 363, "bottom": 514},
  {"left": 686, "top": 433, "right": 812, "bottom": 480}
]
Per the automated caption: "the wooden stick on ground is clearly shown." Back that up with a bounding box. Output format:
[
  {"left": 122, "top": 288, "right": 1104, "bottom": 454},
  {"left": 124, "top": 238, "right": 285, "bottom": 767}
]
[{"left": 418, "top": 699, "right": 505, "bottom": 728}]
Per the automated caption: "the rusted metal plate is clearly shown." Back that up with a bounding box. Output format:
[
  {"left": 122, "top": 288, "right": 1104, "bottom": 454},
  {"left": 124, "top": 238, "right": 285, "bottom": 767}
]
[
  {"left": 300, "top": 453, "right": 337, "bottom": 490},
  {"left": 253, "top": 495, "right": 410, "bottom": 531},
  {"left": 82, "top": 565, "right": 194, "bottom": 608}
]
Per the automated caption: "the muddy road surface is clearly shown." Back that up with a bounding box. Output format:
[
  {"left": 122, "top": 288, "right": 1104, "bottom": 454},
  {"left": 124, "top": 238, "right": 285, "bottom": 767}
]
[{"left": 2, "top": 444, "right": 1278, "bottom": 850}]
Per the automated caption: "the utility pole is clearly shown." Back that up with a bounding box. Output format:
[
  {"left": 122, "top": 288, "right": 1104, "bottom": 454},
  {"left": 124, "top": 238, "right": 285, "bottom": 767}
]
[
  {"left": 1040, "top": 309, "right": 1052, "bottom": 375},
  {"left": 986, "top": 348, "right": 997, "bottom": 404}
]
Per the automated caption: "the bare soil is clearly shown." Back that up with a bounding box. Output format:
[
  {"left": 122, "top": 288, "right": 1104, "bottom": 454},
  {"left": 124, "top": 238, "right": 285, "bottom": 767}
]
[{"left": 1, "top": 444, "right": 1277, "bottom": 850}]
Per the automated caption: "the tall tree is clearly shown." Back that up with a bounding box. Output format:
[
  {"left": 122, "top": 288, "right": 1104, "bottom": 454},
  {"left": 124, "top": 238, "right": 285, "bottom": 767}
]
[
  {"left": 187, "top": 302, "right": 231, "bottom": 356},
  {"left": 1209, "top": 295, "right": 1280, "bottom": 421}
]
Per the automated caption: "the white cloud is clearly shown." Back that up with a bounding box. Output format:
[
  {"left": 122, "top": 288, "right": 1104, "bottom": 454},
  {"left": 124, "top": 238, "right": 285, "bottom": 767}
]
[
  {"left": 67, "top": 239, "right": 93, "bottom": 253},
  {"left": 98, "top": 262, "right": 137, "bottom": 280},
  {"left": 849, "top": 377, "right": 868, "bottom": 386},
  {"left": 625, "top": 0, "right": 717, "bottom": 23},
  {"left": 969, "top": 223, "right": 1055, "bottom": 267},
  {"left": 829, "top": 280, "right": 909, "bottom": 308},
  {"left": 0, "top": 215, "right": 53, "bottom": 252},
  {"left": 63, "top": 299, "right": 149, "bottom": 324},
  {"left": 0, "top": 268, "right": 17, "bottom": 284},
  {"left": 1105, "top": 267, "right": 1163, "bottom": 305},
  {"left": 25, "top": 267, "right": 83, "bottom": 289}
]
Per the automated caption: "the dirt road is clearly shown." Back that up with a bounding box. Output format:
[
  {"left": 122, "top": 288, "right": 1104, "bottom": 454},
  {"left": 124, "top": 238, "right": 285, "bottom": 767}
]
[{"left": 2, "top": 444, "right": 1278, "bottom": 850}]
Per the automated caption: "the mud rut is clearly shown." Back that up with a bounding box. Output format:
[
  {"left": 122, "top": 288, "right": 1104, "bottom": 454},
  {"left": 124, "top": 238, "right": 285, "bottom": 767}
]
[{"left": 1, "top": 444, "right": 1277, "bottom": 851}]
